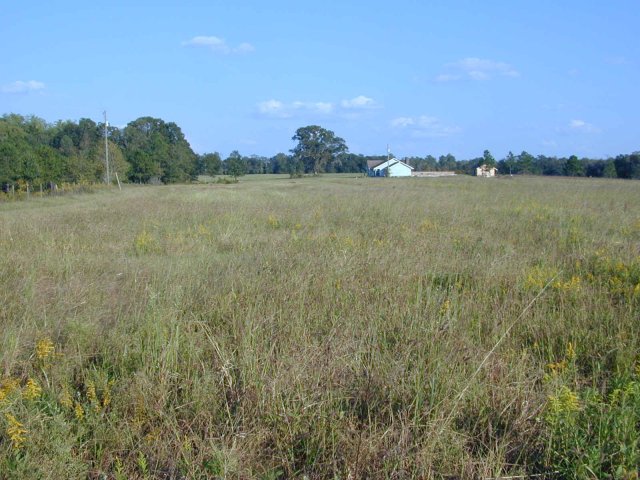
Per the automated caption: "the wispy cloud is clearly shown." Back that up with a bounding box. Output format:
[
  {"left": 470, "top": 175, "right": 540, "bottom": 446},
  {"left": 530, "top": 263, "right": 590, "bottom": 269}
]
[
  {"left": 257, "top": 99, "right": 334, "bottom": 118},
  {"left": 1, "top": 80, "right": 46, "bottom": 94},
  {"left": 341, "top": 95, "right": 376, "bottom": 109},
  {"left": 258, "top": 94, "right": 378, "bottom": 118},
  {"left": 182, "top": 36, "right": 254, "bottom": 54},
  {"left": 436, "top": 57, "right": 519, "bottom": 82},
  {"left": 391, "top": 115, "right": 460, "bottom": 137},
  {"left": 569, "top": 119, "right": 600, "bottom": 134}
]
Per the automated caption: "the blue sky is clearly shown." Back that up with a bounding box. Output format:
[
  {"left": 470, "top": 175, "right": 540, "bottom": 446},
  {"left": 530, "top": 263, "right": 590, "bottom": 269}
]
[{"left": 1, "top": 1, "right": 638, "bottom": 159}]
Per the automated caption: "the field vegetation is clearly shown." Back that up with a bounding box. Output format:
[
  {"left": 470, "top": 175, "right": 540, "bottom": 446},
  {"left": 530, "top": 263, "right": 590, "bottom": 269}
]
[{"left": 0, "top": 175, "right": 639, "bottom": 479}]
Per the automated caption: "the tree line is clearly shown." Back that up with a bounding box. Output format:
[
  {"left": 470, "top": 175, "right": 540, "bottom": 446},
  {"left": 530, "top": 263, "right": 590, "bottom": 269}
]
[{"left": 1, "top": 114, "right": 638, "bottom": 191}]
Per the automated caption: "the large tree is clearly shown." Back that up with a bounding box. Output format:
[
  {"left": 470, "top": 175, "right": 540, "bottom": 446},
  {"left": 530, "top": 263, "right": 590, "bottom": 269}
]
[
  {"left": 225, "top": 150, "right": 246, "bottom": 179},
  {"left": 122, "top": 117, "right": 196, "bottom": 183},
  {"left": 290, "top": 125, "right": 348, "bottom": 175}
]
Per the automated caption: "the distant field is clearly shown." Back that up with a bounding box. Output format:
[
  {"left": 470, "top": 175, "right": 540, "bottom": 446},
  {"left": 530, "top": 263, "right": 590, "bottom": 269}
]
[{"left": 1, "top": 176, "right": 639, "bottom": 479}]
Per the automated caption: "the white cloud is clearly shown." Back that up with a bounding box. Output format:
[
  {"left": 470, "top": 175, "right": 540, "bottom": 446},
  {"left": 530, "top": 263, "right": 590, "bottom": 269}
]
[
  {"left": 182, "top": 36, "right": 254, "bottom": 54},
  {"left": 258, "top": 95, "right": 379, "bottom": 118},
  {"left": 390, "top": 117, "right": 415, "bottom": 128},
  {"left": 391, "top": 115, "right": 460, "bottom": 137},
  {"left": 258, "top": 99, "right": 290, "bottom": 118},
  {"left": 1, "top": 80, "right": 46, "bottom": 94},
  {"left": 436, "top": 57, "right": 519, "bottom": 81},
  {"left": 569, "top": 119, "right": 600, "bottom": 133},
  {"left": 292, "top": 101, "right": 334, "bottom": 114},
  {"left": 341, "top": 95, "right": 376, "bottom": 109},
  {"left": 257, "top": 99, "right": 336, "bottom": 118},
  {"left": 434, "top": 73, "right": 462, "bottom": 83}
]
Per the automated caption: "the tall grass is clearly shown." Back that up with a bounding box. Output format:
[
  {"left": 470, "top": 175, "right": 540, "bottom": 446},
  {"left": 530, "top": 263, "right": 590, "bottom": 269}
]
[{"left": 0, "top": 176, "right": 638, "bottom": 479}]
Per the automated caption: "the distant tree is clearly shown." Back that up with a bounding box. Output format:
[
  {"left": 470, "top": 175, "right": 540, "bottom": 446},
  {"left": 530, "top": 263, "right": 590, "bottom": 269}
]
[
  {"left": 198, "top": 152, "right": 222, "bottom": 176},
  {"left": 285, "top": 156, "right": 304, "bottom": 178},
  {"left": 269, "top": 153, "right": 289, "bottom": 174},
  {"left": 564, "top": 155, "right": 585, "bottom": 176},
  {"left": 482, "top": 149, "right": 496, "bottom": 167},
  {"left": 291, "top": 125, "right": 348, "bottom": 175},
  {"left": 225, "top": 151, "right": 246, "bottom": 179},
  {"left": 129, "top": 150, "right": 161, "bottom": 183},
  {"left": 438, "top": 153, "right": 457, "bottom": 171},
  {"left": 614, "top": 152, "right": 640, "bottom": 179},
  {"left": 518, "top": 151, "right": 535, "bottom": 174},
  {"left": 246, "top": 155, "right": 268, "bottom": 174},
  {"left": 603, "top": 160, "right": 617, "bottom": 178},
  {"left": 123, "top": 117, "right": 196, "bottom": 183},
  {"left": 424, "top": 155, "right": 438, "bottom": 171},
  {"left": 535, "top": 155, "right": 561, "bottom": 176},
  {"left": 503, "top": 151, "right": 516, "bottom": 174},
  {"left": 90, "top": 140, "right": 129, "bottom": 183}
]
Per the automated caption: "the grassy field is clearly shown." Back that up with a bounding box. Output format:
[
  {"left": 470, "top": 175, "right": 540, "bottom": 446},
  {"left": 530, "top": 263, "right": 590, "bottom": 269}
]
[{"left": 0, "top": 175, "right": 639, "bottom": 479}]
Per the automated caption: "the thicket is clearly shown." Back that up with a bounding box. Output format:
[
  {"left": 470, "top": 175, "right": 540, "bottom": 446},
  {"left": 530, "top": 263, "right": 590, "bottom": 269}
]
[{"left": 1, "top": 114, "right": 638, "bottom": 194}]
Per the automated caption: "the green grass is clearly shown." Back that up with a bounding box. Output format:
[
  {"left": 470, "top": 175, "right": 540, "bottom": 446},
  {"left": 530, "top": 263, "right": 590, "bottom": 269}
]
[{"left": 0, "top": 176, "right": 639, "bottom": 479}]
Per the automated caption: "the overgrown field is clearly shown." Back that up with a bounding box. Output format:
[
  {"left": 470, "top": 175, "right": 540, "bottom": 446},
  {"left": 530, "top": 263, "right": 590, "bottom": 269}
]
[{"left": 1, "top": 175, "right": 639, "bottom": 479}]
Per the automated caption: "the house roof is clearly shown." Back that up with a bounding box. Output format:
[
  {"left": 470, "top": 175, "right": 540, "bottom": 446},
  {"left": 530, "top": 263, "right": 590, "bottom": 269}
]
[
  {"left": 372, "top": 158, "right": 414, "bottom": 171},
  {"left": 367, "top": 160, "right": 384, "bottom": 169}
]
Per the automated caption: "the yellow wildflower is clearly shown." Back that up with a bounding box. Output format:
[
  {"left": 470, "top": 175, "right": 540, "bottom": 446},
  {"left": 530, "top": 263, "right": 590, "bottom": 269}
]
[
  {"left": 36, "top": 338, "right": 55, "bottom": 361},
  {"left": 102, "top": 381, "right": 113, "bottom": 409},
  {"left": 5, "top": 414, "right": 27, "bottom": 450},
  {"left": 0, "top": 378, "right": 20, "bottom": 395},
  {"left": 546, "top": 360, "right": 567, "bottom": 375},
  {"left": 555, "top": 386, "right": 580, "bottom": 412},
  {"left": 23, "top": 378, "right": 42, "bottom": 400},
  {"left": 566, "top": 342, "right": 576, "bottom": 361},
  {"left": 74, "top": 401, "right": 85, "bottom": 420},
  {"left": 59, "top": 386, "right": 73, "bottom": 410},
  {"left": 267, "top": 214, "right": 279, "bottom": 228},
  {"left": 440, "top": 298, "right": 451, "bottom": 315},
  {"left": 86, "top": 380, "right": 100, "bottom": 412}
]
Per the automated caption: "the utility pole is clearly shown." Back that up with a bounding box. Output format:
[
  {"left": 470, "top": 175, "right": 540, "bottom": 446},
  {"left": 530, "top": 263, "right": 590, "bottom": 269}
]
[{"left": 103, "top": 111, "right": 110, "bottom": 184}]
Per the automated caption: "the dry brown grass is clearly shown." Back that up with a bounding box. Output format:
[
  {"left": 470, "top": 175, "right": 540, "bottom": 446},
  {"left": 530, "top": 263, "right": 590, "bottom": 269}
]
[{"left": 0, "top": 175, "right": 638, "bottom": 478}]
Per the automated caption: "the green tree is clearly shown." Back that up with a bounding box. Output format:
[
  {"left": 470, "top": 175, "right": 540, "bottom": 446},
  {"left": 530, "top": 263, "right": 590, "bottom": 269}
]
[
  {"left": 291, "top": 125, "right": 348, "bottom": 175},
  {"left": 269, "top": 153, "right": 289, "bottom": 174},
  {"left": 438, "top": 153, "right": 457, "bottom": 171},
  {"left": 518, "top": 151, "right": 535, "bottom": 174},
  {"left": 603, "top": 160, "right": 617, "bottom": 178},
  {"left": 504, "top": 151, "right": 516, "bottom": 175},
  {"left": 614, "top": 153, "right": 640, "bottom": 179},
  {"left": 482, "top": 149, "right": 496, "bottom": 167},
  {"left": 90, "top": 140, "right": 129, "bottom": 183},
  {"left": 225, "top": 151, "right": 246, "bottom": 179},
  {"left": 198, "top": 152, "right": 222, "bottom": 176},
  {"left": 564, "top": 155, "right": 585, "bottom": 176},
  {"left": 123, "top": 117, "right": 196, "bottom": 183},
  {"left": 285, "top": 156, "right": 304, "bottom": 178}
]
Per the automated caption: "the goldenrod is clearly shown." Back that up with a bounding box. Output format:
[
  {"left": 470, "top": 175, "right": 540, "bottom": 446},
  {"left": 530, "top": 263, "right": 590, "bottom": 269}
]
[
  {"left": 5, "top": 414, "right": 27, "bottom": 450},
  {"left": 59, "top": 386, "right": 73, "bottom": 410},
  {"left": 74, "top": 401, "right": 85, "bottom": 420},
  {"left": 86, "top": 380, "right": 102, "bottom": 413},
  {"left": 35, "top": 338, "right": 55, "bottom": 361},
  {"left": 23, "top": 378, "right": 42, "bottom": 400}
]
